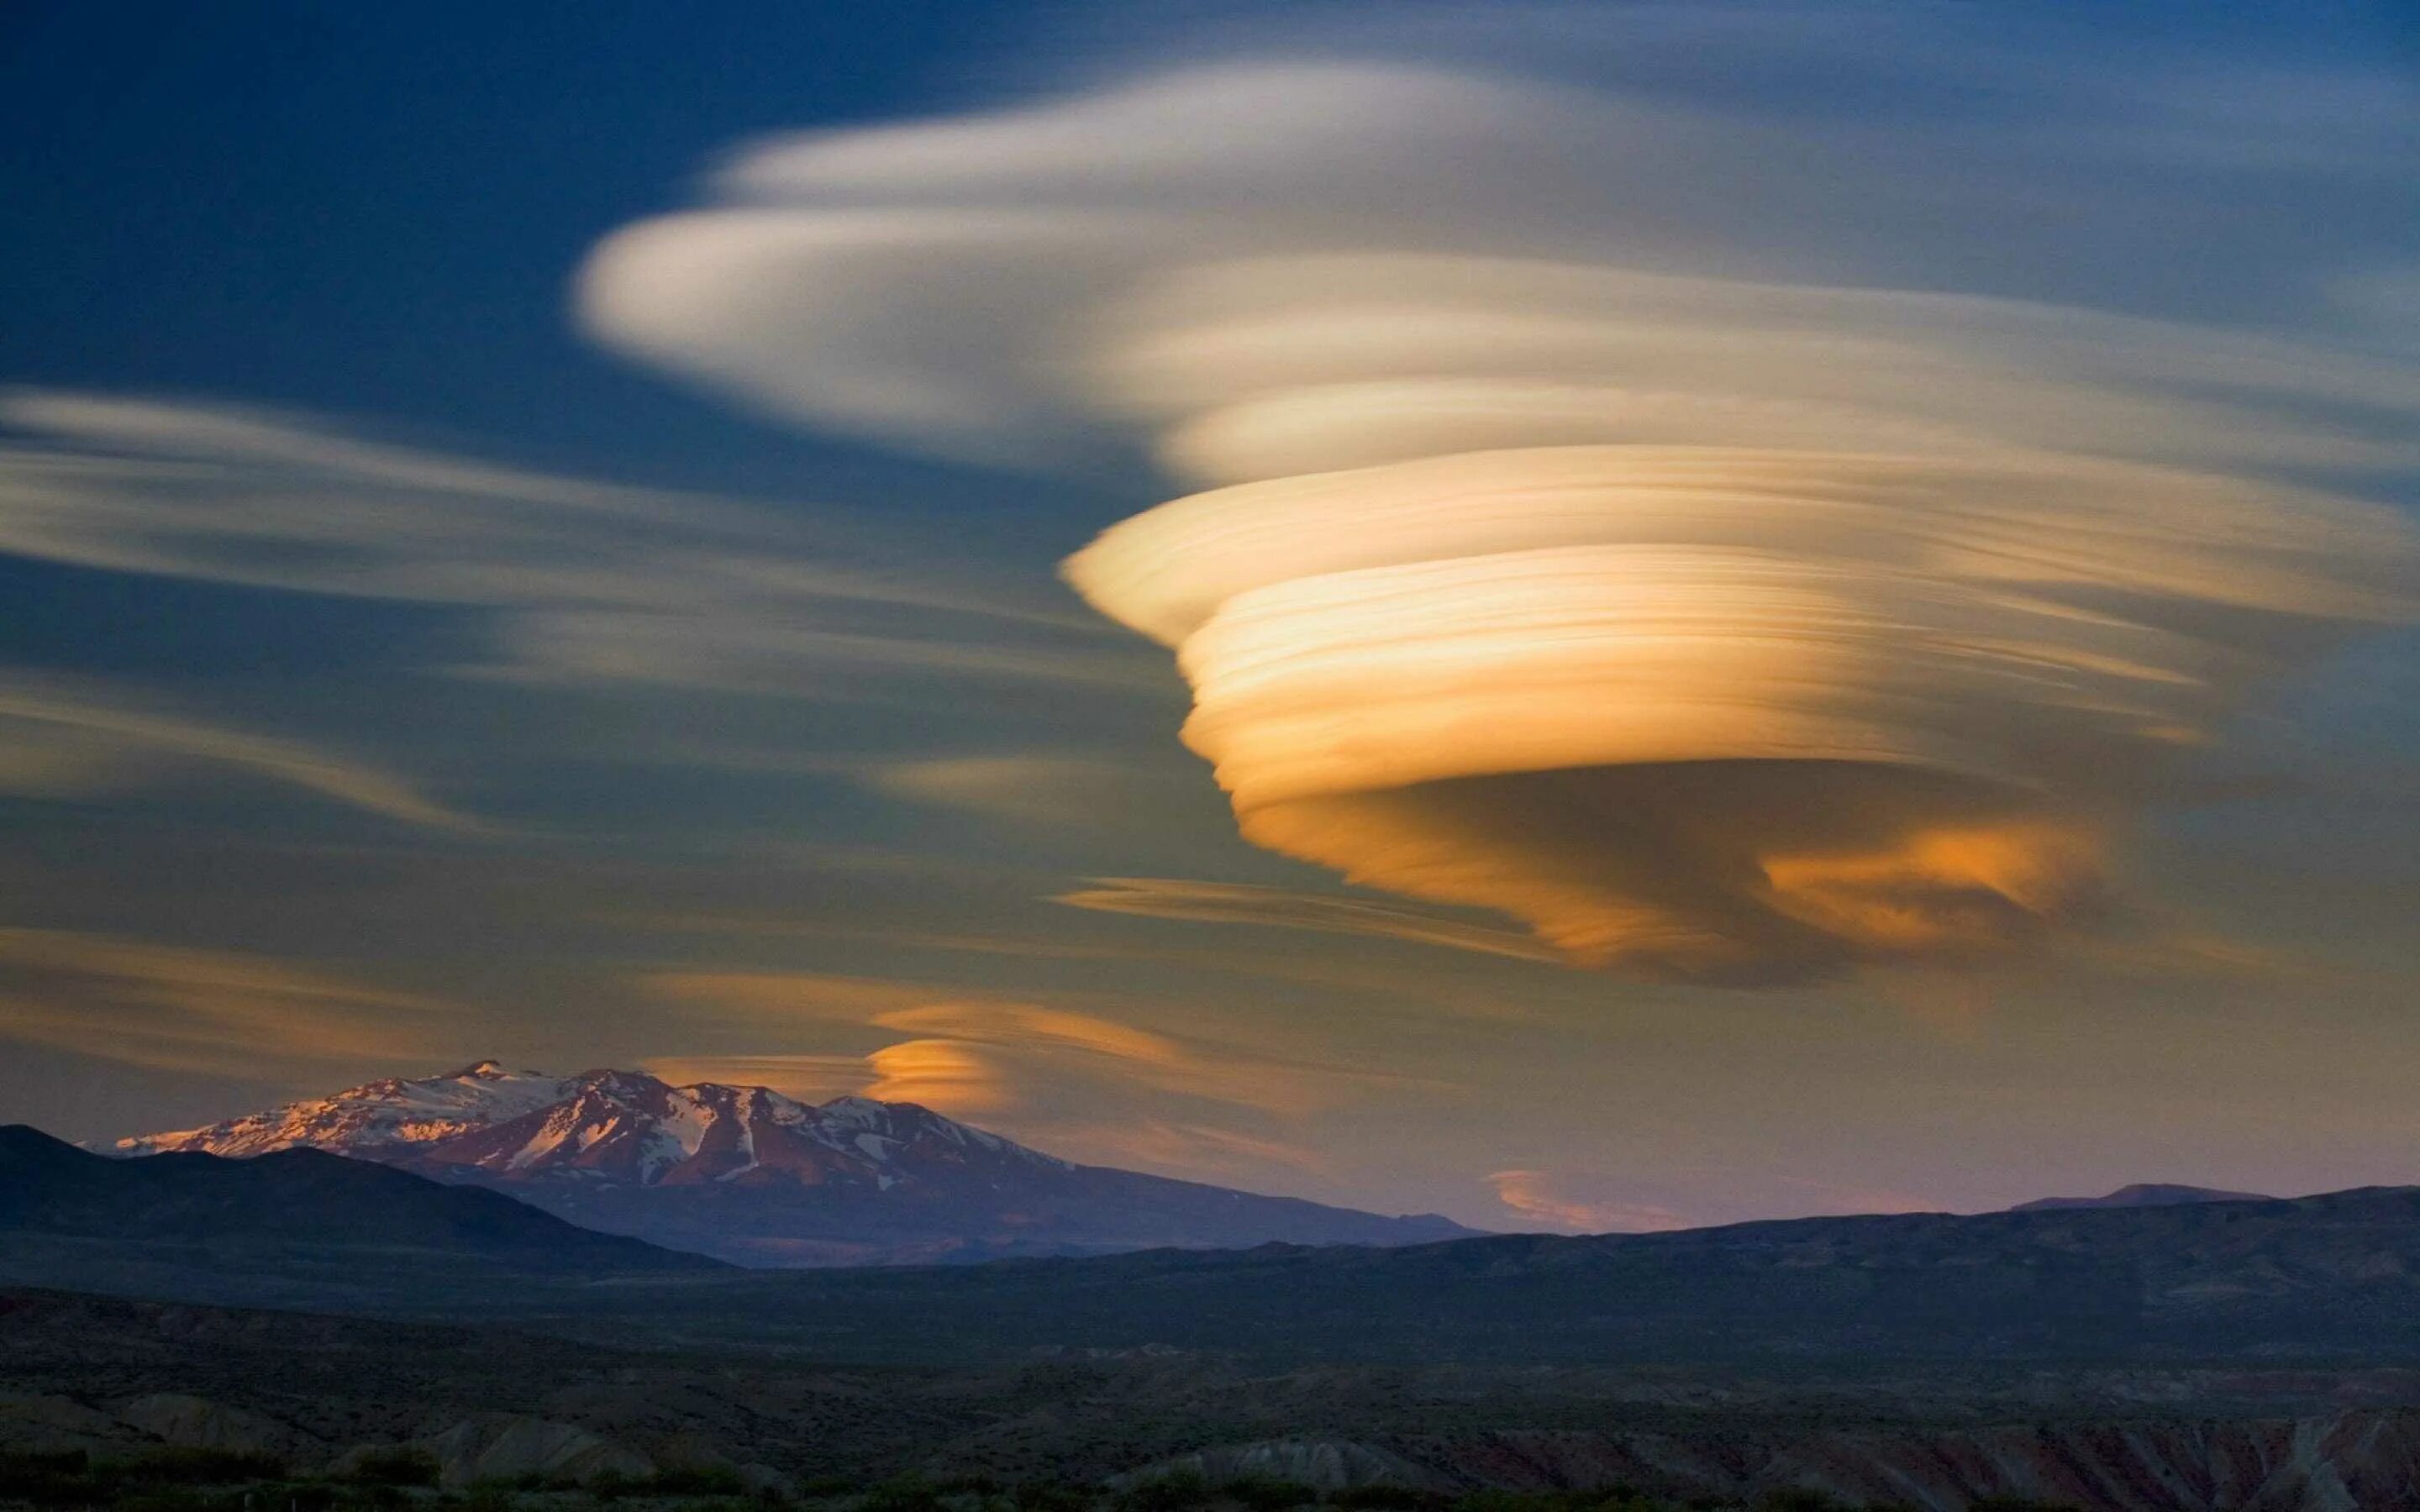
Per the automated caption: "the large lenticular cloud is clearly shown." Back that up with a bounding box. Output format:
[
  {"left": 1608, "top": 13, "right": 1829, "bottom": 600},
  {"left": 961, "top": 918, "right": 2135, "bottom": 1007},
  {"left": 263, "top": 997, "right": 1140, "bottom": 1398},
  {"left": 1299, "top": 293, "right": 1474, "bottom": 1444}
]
[{"left": 581, "top": 55, "right": 2420, "bottom": 980}]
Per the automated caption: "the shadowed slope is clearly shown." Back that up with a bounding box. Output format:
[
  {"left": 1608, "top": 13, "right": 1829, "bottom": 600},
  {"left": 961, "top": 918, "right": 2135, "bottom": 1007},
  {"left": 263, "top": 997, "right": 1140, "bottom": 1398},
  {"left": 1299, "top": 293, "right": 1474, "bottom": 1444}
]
[{"left": 0, "top": 1124, "right": 721, "bottom": 1279}]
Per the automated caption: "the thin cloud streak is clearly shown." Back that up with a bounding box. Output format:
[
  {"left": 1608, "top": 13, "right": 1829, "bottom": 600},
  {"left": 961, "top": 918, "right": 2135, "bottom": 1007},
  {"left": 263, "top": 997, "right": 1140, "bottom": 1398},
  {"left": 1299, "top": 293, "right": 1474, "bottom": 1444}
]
[
  {"left": 1057, "top": 877, "right": 1560, "bottom": 963},
  {"left": 1486, "top": 1169, "right": 1691, "bottom": 1234},
  {"left": 0, "top": 390, "right": 1156, "bottom": 701},
  {"left": 0, "top": 673, "right": 476, "bottom": 831},
  {"left": 0, "top": 927, "right": 455, "bottom": 1079},
  {"left": 639, "top": 1053, "right": 870, "bottom": 1104},
  {"left": 635, "top": 969, "right": 1417, "bottom": 1184}
]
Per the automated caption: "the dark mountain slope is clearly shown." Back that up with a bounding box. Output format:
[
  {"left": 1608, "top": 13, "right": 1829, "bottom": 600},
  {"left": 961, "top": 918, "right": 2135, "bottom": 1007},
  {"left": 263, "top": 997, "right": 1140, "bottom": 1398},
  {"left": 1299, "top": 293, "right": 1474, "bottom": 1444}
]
[{"left": 0, "top": 1124, "right": 720, "bottom": 1283}]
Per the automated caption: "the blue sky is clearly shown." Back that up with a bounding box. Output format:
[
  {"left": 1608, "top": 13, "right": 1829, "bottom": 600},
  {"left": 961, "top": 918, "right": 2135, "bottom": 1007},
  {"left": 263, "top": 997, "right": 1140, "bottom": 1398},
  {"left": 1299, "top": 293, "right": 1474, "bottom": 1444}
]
[{"left": 3, "top": 1, "right": 2417, "bottom": 1232}]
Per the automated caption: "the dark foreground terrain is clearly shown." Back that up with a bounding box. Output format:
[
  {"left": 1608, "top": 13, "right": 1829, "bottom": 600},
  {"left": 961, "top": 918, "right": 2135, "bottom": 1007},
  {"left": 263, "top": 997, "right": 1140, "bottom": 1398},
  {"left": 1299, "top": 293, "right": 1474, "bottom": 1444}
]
[{"left": 8, "top": 1289, "right": 2420, "bottom": 1511}]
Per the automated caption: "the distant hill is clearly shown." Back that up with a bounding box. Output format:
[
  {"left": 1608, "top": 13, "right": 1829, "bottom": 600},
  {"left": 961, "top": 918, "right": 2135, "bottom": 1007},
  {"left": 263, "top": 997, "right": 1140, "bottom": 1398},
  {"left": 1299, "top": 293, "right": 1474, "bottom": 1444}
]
[
  {"left": 2008, "top": 1182, "right": 2271, "bottom": 1212},
  {"left": 576, "top": 1181, "right": 2420, "bottom": 1366},
  {"left": 0, "top": 1123, "right": 718, "bottom": 1286},
  {"left": 14, "top": 1121, "right": 2420, "bottom": 1368},
  {"left": 113, "top": 1061, "right": 1478, "bottom": 1265}
]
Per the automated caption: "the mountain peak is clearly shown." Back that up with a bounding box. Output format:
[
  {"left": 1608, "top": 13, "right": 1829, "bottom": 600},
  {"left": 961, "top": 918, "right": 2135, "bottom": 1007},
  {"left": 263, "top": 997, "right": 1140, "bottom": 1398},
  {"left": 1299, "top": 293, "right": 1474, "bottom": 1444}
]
[
  {"left": 112, "top": 1062, "right": 1062, "bottom": 1191},
  {"left": 817, "top": 1095, "right": 888, "bottom": 1116},
  {"left": 446, "top": 1059, "right": 528, "bottom": 1080}
]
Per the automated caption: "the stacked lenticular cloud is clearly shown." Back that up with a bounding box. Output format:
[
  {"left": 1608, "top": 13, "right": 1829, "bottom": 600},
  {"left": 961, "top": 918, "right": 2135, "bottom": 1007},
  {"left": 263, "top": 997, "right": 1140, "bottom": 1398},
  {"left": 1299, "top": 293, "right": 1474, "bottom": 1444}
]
[{"left": 581, "top": 62, "right": 2420, "bottom": 980}]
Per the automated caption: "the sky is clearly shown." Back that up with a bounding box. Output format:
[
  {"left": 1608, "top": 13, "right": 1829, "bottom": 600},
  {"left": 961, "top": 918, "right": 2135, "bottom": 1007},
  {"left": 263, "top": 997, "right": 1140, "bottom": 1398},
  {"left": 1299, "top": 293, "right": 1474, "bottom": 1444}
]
[{"left": 3, "top": 1, "right": 2418, "bottom": 1233}]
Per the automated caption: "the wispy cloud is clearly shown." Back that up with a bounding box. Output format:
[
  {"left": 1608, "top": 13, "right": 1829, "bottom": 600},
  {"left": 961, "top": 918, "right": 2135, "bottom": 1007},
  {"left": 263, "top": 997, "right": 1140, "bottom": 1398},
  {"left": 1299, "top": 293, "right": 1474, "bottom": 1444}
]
[
  {"left": 644, "top": 969, "right": 1382, "bottom": 1114},
  {"left": 0, "top": 390, "right": 1154, "bottom": 701},
  {"left": 1485, "top": 1169, "right": 1692, "bottom": 1234},
  {"left": 0, "top": 672, "right": 474, "bottom": 831},
  {"left": 635, "top": 969, "right": 1405, "bottom": 1183},
  {"left": 633, "top": 1053, "right": 865, "bottom": 1102},
  {"left": 871, "top": 754, "right": 1189, "bottom": 827},
  {"left": 1056, "top": 876, "right": 1560, "bottom": 963},
  {"left": 0, "top": 926, "right": 455, "bottom": 1079}
]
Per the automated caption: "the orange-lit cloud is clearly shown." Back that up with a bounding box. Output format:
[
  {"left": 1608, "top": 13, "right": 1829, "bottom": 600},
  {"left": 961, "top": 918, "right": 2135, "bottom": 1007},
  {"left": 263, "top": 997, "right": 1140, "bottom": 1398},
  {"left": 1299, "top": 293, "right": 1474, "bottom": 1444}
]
[
  {"left": 0, "top": 927, "right": 455, "bottom": 1078},
  {"left": 635, "top": 970, "right": 1405, "bottom": 1184},
  {"left": 1485, "top": 1169, "right": 1692, "bottom": 1233},
  {"left": 861, "top": 1037, "right": 1016, "bottom": 1115},
  {"left": 643, "top": 966, "right": 1345, "bottom": 1108},
  {"left": 584, "top": 58, "right": 2420, "bottom": 982}
]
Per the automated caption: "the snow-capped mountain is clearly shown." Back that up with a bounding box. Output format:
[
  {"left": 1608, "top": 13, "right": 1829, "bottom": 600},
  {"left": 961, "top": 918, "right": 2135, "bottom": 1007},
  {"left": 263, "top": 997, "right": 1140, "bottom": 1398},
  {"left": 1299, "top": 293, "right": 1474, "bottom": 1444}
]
[
  {"left": 117, "top": 1062, "right": 576, "bottom": 1160},
  {"left": 115, "top": 1062, "right": 1477, "bottom": 1266},
  {"left": 120, "top": 1062, "right": 1058, "bottom": 1191}
]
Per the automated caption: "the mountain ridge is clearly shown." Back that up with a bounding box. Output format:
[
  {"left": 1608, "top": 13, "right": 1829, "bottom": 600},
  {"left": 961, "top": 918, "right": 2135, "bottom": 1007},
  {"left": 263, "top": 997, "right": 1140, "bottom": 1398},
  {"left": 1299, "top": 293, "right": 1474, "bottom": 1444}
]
[
  {"left": 0, "top": 1122, "right": 719, "bottom": 1278},
  {"left": 110, "top": 1062, "right": 1479, "bottom": 1266},
  {"left": 2008, "top": 1181, "right": 2274, "bottom": 1213}
]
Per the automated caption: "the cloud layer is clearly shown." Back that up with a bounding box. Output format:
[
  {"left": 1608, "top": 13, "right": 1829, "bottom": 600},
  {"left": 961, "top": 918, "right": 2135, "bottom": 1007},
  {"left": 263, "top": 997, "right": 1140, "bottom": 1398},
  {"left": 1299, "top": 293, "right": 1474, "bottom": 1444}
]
[
  {"left": 587, "top": 40, "right": 2420, "bottom": 979},
  {"left": 0, "top": 672, "right": 471, "bottom": 830},
  {"left": 639, "top": 969, "right": 1380, "bottom": 1179},
  {"left": 0, "top": 927, "right": 455, "bottom": 1079},
  {"left": 0, "top": 390, "right": 1144, "bottom": 701}
]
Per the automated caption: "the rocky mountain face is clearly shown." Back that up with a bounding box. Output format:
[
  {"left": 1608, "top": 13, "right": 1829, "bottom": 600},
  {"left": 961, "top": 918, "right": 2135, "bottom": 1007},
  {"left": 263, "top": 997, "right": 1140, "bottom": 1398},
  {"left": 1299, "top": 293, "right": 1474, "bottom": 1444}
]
[{"left": 113, "top": 1062, "right": 1477, "bottom": 1266}]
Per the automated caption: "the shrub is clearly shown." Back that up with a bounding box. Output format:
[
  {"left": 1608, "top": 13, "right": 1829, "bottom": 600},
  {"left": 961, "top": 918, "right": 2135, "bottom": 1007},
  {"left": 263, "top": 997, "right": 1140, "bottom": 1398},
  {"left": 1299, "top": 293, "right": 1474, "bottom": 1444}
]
[
  {"left": 1013, "top": 1478, "right": 1095, "bottom": 1512},
  {"left": 0, "top": 1449, "right": 97, "bottom": 1506},
  {"left": 104, "top": 1493, "right": 221, "bottom": 1512},
  {"left": 938, "top": 1475, "right": 1005, "bottom": 1496},
  {"left": 1449, "top": 1494, "right": 1553, "bottom": 1512},
  {"left": 864, "top": 1474, "right": 950, "bottom": 1512},
  {"left": 456, "top": 1479, "right": 524, "bottom": 1512},
  {"left": 650, "top": 1464, "right": 751, "bottom": 1496},
  {"left": 1334, "top": 1488, "right": 1441, "bottom": 1512},
  {"left": 1445, "top": 1494, "right": 1673, "bottom": 1512},
  {"left": 1221, "top": 1476, "right": 1317, "bottom": 1512},
  {"left": 1119, "top": 1470, "right": 1213, "bottom": 1512},
  {"left": 123, "top": 1446, "right": 291, "bottom": 1485},
  {"left": 346, "top": 1447, "right": 442, "bottom": 1488}
]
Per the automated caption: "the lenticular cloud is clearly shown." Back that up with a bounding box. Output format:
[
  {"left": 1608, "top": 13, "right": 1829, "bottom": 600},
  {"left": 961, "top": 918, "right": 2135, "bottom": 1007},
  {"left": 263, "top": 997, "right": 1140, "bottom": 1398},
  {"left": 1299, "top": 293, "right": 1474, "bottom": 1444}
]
[
  {"left": 1065, "top": 439, "right": 2407, "bottom": 978},
  {"left": 581, "top": 59, "right": 2420, "bottom": 980}
]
